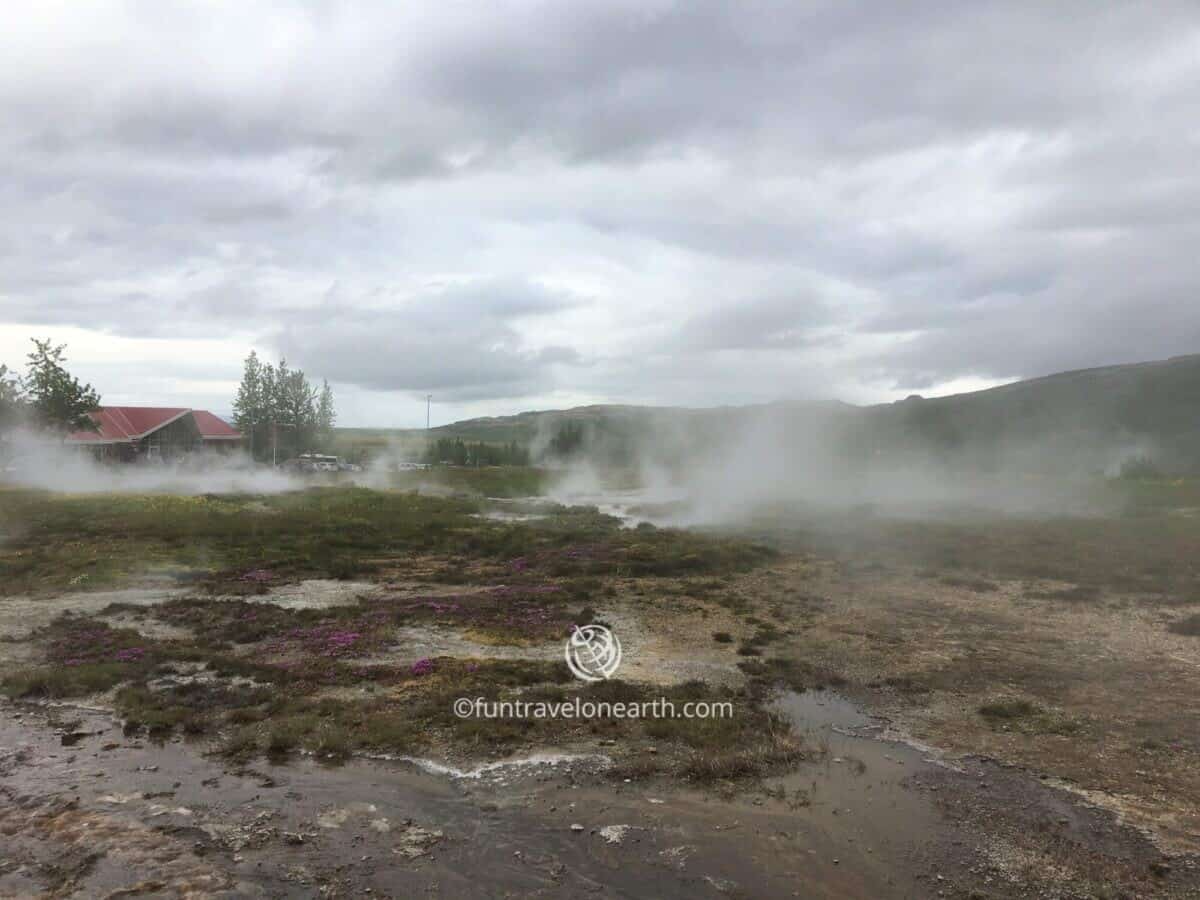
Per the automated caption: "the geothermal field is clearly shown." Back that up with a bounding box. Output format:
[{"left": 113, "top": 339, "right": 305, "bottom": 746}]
[
  {"left": 1, "top": 450, "right": 1199, "bottom": 897},
  {"left": 3, "top": 4, "right": 1199, "bottom": 896}
]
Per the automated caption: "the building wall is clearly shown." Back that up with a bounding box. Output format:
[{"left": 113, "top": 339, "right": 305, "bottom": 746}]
[
  {"left": 135, "top": 416, "right": 201, "bottom": 460},
  {"left": 198, "top": 438, "right": 244, "bottom": 455}
]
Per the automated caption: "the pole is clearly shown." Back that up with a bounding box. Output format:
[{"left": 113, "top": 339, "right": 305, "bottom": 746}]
[{"left": 426, "top": 395, "right": 431, "bottom": 430}]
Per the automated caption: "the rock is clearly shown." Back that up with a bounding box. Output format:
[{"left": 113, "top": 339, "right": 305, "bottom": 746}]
[
  {"left": 570, "top": 823, "right": 585, "bottom": 833},
  {"left": 598, "top": 825, "right": 633, "bottom": 845},
  {"left": 393, "top": 824, "right": 444, "bottom": 859}
]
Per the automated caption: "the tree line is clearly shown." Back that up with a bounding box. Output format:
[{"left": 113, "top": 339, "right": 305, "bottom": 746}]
[
  {"left": 0, "top": 339, "right": 102, "bottom": 449},
  {"left": 232, "top": 351, "right": 336, "bottom": 462},
  {"left": 423, "top": 437, "right": 530, "bottom": 466}
]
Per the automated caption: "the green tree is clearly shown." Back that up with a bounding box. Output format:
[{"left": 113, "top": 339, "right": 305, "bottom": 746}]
[
  {"left": 547, "top": 420, "right": 585, "bottom": 458},
  {"left": 232, "top": 351, "right": 267, "bottom": 458},
  {"left": 259, "top": 361, "right": 278, "bottom": 458},
  {"left": 232, "top": 353, "right": 331, "bottom": 462},
  {"left": 0, "top": 363, "right": 26, "bottom": 463},
  {"left": 316, "top": 379, "right": 336, "bottom": 448},
  {"left": 23, "top": 339, "right": 100, "bottom": 434},
  {"left": 275, "top": 361, "right": 318, "bottom": 458},
  {"left": 0, "top": 364, "right": 24, "bottom": 427}
]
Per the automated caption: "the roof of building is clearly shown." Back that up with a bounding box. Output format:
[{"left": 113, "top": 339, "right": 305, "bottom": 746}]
[
  {"left": 191, "top": 410, "right": 242, "bottom": 439},
  {"left": 66, "top": 407, "right": 240, "bottom": 444}
]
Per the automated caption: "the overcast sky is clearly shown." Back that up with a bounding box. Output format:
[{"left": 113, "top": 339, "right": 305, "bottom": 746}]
[{"left": 1, "top": 1, "right": 1198, "bottom": 427}]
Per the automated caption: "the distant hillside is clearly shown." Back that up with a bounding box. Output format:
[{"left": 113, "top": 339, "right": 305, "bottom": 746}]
[
  {"left": 342, "top": 354, "right": 1200, "bottom": 474},
  {"left": 847, "top": 353, "right": 1200, "bottom": 472}
]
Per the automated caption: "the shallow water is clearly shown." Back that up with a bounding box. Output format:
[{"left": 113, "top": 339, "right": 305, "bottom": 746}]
[
  {"left": 0, "top": 699, "right": 951, "bottom": 897},
  {"left": 1, "top": 688, "right": 1178, "bottom": 897}
]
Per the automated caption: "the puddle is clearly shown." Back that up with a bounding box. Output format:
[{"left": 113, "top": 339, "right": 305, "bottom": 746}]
[
  {"left": 0, "top": 701, "right": 952, "bottom": 898},
  {"left": 767, "top": 689, "right": 948, "bottom": 870},
  {"left": 774, "top": 688, "right": 874, "bottom": 733},
  {"left": 2, "top": 692, "right": 1180, "bottom": 897}
]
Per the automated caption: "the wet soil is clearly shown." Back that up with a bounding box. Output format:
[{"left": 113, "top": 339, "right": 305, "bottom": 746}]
[{"left": 3, "top": 690, "right": 1193, "bottom": 898}]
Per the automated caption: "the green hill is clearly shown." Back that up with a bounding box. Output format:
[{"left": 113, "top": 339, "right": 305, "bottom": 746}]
[{"left": 337, "top": 354, "right": 1200, "bottom": 475}]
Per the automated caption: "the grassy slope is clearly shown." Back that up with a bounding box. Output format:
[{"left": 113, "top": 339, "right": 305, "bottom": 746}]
[{"left": 364, "top": 353, "right": 1200, "bottom": 473}]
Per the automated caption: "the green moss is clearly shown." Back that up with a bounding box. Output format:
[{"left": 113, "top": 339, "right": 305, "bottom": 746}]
[{"left": 1, "top": 662, "right": 129, "bottom": 698}]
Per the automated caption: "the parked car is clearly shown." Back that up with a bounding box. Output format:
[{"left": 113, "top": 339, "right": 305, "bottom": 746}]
[{"left": 288, "top": 453, "right": 343, "bottom": 473}]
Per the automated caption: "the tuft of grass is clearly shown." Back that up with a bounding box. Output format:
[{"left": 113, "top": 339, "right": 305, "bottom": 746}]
[
  {"left": 712, "top": 631, "right": 734, "bottom": 643},
  {"left": 220, "top": 725, "right": 261, "bottom": 760},
  {"left": 2, "top": 662, "right": 129, "bottom": 699},
  {"left": 941, "top": 575, "right": 1000, "bottom": 593},
  {"left": 979, "top": 699, "right": 1039, "bottom": 720},
  {"left": 737, "top": 656, "right": 844, "bottom": 693},
  {"left": 977, "top": 698, "right": 1083, "bottom": 735},
  {"left": 678, "top": 723, "right": 805, "bottom": 782},
  {"left": 115, "top": 686, "right": 197, "bottom": 736}
]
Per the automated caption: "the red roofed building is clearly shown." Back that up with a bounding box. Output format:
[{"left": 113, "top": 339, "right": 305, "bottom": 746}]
[{"left": 67, "top": 407, "right": 243, "bottom": 461}]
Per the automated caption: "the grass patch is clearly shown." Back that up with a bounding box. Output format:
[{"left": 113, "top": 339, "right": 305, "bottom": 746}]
[
  {"left": 940, "top": 575, "right": 999, "bottom": 593},
  {"left": 979, "top": 699, "right": 1039, "bottom": 720},
  {"left": 977, "top": 698, "right": 1082, "bottom": 735},
  {"left": 783, "top": 511, "right": 1200, "bottom": 600},
  {"left": 0, "top": 485, "right": 777, "bottom": 595},
  {"left": 737, "top": 656, "right": 845, "bottom": 693},
  {"left": 2, "top": 662, "right": 130, "bottom": 699}
]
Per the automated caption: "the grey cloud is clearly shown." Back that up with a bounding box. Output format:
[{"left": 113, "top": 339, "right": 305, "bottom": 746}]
[
  {"left": 677, "top": 292, "right": 833, "bottom": 351},
  {"left": 0, "top": 2, "right": 1198, "bottom": 421},
  {"left": 270, "top": 278, "right": 587, "bottom": 401}
]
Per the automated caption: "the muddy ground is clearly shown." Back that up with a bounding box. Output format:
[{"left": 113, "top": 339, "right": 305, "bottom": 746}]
[
  {"left": 5, "top": 688, "right": 1193, "bottom": 899},
  {"left": 2, "top": 488, "right": 1199, "bottom": 897}
]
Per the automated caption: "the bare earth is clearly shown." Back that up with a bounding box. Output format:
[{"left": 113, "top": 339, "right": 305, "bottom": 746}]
[{"left": 2, "top": 543, "right": 1199, "bottom": 897}]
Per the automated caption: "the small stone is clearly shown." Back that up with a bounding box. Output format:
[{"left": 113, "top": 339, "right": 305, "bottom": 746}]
[{"left": 570, "top": 823, "right": 585, "bottom": 833}]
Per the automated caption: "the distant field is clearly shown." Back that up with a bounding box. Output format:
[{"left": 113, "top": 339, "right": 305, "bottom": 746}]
[
  {"left": 328, "top": 428, "right": 426, "bottom": 462},
  {"left": 329, "top": 426, "right": 536, "bottom": 462}
]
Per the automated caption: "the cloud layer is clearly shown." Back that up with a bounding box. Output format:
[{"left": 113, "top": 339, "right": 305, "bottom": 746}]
[{"left": 1, "top": 1, "right": 1198, "bottom": 424}]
